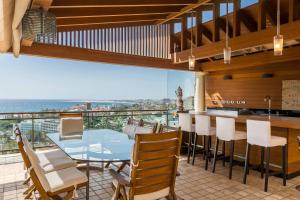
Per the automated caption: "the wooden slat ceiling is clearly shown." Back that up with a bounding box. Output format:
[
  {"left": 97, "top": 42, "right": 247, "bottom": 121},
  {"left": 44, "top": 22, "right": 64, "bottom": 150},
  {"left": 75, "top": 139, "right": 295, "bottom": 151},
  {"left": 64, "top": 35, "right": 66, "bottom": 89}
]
[{"left": 50, "top": 0, "right": 213, "bottom": 30}]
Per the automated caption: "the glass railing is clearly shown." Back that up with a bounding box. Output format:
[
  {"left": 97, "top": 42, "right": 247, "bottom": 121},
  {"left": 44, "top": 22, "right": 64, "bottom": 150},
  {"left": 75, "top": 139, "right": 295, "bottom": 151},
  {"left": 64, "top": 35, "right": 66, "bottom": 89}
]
[{"left": 0, "top": 109, "right": 178, "bottom": 154}]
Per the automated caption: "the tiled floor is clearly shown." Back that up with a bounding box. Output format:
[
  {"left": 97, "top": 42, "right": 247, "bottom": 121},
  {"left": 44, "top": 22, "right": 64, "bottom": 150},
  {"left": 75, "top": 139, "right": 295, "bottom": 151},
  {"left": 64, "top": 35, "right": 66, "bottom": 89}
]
[{"left": 1, "top": 155, "right": 300, "bottom": 200}]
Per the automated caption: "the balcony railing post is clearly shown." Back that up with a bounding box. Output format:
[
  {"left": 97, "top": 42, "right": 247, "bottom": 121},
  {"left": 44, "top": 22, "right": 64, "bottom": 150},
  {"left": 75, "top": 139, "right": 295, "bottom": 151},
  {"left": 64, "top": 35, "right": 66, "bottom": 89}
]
[
  {"left": 87, "top": 112, "right": 90, "bottom": 129},
  {"left": 31, "top": 114, "right": 35, "bottom": 150},
  {"left": 166, "top": 110, "right": 169, "bottom": 126}
]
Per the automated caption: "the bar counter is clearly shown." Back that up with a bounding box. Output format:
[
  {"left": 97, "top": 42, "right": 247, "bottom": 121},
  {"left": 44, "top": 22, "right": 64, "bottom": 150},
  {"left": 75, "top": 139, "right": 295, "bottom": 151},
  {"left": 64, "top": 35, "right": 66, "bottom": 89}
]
[{"left": 190, "top": 112, "right": 300, "bottom": 177}]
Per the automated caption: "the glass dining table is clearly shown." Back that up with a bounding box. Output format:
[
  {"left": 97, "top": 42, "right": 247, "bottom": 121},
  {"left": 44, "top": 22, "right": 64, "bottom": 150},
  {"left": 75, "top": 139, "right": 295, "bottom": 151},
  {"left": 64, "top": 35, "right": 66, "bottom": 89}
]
[{"left": 47, "top": 129, "right": 134, "bottom": 200}]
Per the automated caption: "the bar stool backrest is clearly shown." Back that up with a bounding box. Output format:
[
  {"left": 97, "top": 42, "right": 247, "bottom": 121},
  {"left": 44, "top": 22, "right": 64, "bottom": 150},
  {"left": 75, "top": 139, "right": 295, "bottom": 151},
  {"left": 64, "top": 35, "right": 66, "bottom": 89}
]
[
  {"left": 178, "top": 113, "right": 193, "bottom": 132},
  {"left": 247, "top": 120, "right": 271, "bottom": 147},
  {"left": 195, "top": 115, "right": 211, "bottom": 136},
  {"left": 216, "top": 117, "right": 235, "bottom": 141}
]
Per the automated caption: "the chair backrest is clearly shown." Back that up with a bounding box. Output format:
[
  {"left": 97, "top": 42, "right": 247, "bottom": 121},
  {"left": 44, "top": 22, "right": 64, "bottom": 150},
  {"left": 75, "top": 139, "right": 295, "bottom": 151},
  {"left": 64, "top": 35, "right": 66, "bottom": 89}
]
[
  {"left": 129, "top": 129, "right": 182, "bottom": 200},
  {"left": 14, "top": 128, "right": 31, "bottom": 169},
  {"left": 195, "top": 115, "right": 211, "bottom": 136},
  {"left": 14, "top": 128, "right": 50, "bottom": 199},
  {"left": 60, "top": 117, "right": 84, "bottom": 137},
  {"left": 247, "top": 120, "right": 271, "bottom": 147},
  {"left": 59, "top": 113, "right": 83, "bottom": 119},
  {"left": 178, "top": 113, "right": 193, "bottom": 132},
  {"left": 216, "top": 117, "right": 236, "bottom": 141}
]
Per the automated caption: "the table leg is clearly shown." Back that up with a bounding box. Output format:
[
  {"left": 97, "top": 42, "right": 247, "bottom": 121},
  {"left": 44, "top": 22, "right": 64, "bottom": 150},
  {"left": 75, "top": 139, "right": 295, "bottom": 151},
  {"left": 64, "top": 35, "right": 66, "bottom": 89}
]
[{"left": 86, "top": 161, "right": 90, "bottom": 200}]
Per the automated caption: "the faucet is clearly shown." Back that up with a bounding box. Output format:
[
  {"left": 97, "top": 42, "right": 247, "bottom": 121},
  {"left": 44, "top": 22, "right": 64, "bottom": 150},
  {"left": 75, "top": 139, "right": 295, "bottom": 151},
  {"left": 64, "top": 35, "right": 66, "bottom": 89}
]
[{"left": 264, "top": 96, "right": 272, "bottom": 119}]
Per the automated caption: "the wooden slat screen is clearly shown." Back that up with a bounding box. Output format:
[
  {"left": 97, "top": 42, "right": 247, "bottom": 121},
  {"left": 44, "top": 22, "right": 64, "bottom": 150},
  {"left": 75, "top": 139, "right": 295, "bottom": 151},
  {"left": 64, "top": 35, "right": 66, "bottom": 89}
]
[{"left": 39, "top": 24, "right": 171, "bottom": 59}]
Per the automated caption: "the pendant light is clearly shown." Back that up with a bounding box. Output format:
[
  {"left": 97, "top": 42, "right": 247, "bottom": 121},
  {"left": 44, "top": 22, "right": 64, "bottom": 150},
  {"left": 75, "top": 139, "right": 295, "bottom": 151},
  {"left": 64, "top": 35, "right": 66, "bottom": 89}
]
[
  {"left": 223, "top": 0, "right": 231, "bottom": 64},
  {"left": 274, "top": 0, "right": 283, "bottom": 56},
  {"left": 189, "top": 11, "right": 195, "bottom": 70}
]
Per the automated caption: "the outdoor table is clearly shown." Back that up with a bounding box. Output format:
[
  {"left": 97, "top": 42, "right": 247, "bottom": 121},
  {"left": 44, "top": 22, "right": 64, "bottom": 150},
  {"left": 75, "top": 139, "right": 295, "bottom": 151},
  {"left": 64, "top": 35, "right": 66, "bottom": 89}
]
[{"left": 47, "top": 129, "right": 134, "bottom": 200}]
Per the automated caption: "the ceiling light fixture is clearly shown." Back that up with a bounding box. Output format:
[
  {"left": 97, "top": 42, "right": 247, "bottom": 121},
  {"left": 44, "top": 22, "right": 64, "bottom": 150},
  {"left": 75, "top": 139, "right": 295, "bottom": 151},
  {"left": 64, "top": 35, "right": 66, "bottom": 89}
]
[
  {"left": 224, "top": 0, "right": 231, "bottom": 64},
  {"left": 274, "top": 0, "right": 283, "bottom": 56},
  {"left": 189, "top": 11, "right": 195, "bottom": 70}
]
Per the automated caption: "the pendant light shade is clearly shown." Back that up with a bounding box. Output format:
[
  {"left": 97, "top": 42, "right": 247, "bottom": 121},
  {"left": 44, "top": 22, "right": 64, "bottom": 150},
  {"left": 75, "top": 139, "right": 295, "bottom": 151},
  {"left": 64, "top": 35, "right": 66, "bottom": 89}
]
[
  {"left": 274, "top": 34, "right": 283, "bottom": 56},
  {"left": 223, "top": 47, "right": 231, "bottom": 64},
  {"left": 189, "top": 11, "right": 195, "bottom": 70},
  {"left": 274, "top": 0, "right": 283, "bottom": 56},
  {"left": 224, "top": 0, "right": 231, "bottom": 64},
  {"left": 189, "top": 55, "right": 195, "bottom": 70}
]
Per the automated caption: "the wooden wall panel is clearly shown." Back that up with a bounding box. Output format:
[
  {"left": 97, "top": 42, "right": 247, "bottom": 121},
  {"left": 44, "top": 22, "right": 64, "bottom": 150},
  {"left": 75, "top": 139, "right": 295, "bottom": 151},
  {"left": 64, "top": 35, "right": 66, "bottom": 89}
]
[{"left": 206, "top": 61, "right": 300, "bottom": 109}]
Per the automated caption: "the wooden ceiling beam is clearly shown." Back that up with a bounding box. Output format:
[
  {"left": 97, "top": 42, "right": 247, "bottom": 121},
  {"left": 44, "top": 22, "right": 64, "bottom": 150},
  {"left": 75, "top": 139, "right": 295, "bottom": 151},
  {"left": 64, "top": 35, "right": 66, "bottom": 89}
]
[
  {"left": 201, "top": 46, "right": 300, "bottom": 72},
  {"left": 50, "top": 6, "right": 184, "bottom": 18},
  {"left": 56, "top": 14, "right": 172, "bottom": 26},
  {"left": 156, "top": 0, "right": 211, "bottom": 24},
  {"left": 57, "top": 21, "right": 159, "bottom": 32},
  {"left": 218, "top": 18, "right": 233, "bottom": 38},
  {"left": 51, "top": 0, "right": 198, "bottom": 7},
  {"left": 19, "top": 44, "right": 191, "bottom": 71},
  {"left": 173, "top": 20, "right": 300, "bottom": 63},
  {"left": 232, "top": 0, "right": 241, "bottom": 37},
  {"left": 239, "top": 10, "right": 258, "bottom": 32}
]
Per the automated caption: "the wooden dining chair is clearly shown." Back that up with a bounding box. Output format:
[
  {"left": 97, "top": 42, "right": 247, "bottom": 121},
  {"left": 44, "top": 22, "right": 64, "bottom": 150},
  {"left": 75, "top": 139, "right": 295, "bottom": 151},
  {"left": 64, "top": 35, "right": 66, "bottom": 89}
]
[
  {"left": 15, "top": 128, "right": 37, "bottom": 199},
  {"left": 110, "top": 129, "right": 182, "bottom": 200}
]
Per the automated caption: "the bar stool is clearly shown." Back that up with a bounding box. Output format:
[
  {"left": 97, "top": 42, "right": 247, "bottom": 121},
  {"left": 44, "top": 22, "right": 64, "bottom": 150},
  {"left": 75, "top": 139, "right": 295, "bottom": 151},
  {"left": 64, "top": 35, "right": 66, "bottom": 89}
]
[
  {"left": 192, "top": 115, "right": 216, "bottom": 169},
  {"left": 243, "top": 120, "right": 287, "bottom": 192},
  {"left": 178, "top": 113, "right": 195, "bottom": 163},
  {"left": 212, "top": 117, "right": 247, "bottom": 179}
]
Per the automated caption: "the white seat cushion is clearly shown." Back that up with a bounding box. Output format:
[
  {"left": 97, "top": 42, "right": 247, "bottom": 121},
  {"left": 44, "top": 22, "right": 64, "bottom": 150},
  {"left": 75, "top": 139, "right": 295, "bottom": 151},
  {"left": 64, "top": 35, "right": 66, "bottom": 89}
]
[
  {"left": 36, "top": 150, "right": 76, "bottom": 173},
  {"left": 198, "top": 127, "right": 216, "bottom": 136},
  {"left": 38, "top": 156, "right": 77, "bottom": 173},
  {"left": 234, "top": 131, "right": 247, "bottom": 141},
  {"left": 112, "top": 179, "right": 170, "bottom": 200},
  {"left": 269, "top": 136, "right": 287, "bottom": 147},
  {"left": 36, "top": 149, "right": 69, "bottom": 160},
  {"left": 45, "top": 167, "right": 88, "bottom": 193}
]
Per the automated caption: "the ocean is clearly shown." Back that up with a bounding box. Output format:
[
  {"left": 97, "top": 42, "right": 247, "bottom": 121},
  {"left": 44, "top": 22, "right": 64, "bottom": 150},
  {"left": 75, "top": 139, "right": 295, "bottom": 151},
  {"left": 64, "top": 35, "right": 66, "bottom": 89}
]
[{"left": 0, "top": 99, "right": 129, "bottom": 113}]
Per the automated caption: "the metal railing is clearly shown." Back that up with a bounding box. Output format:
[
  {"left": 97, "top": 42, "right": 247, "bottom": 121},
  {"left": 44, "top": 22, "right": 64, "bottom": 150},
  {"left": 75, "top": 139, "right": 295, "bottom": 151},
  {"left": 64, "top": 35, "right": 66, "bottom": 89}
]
[{"left": 0, "top": 109, "right": 177, "bottom": 154}]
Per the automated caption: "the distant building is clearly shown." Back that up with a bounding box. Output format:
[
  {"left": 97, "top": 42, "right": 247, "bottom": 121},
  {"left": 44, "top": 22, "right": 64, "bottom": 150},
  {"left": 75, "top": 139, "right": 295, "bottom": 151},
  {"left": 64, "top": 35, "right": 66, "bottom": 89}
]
[
  {"left": 18, "top": 119, "right": 59, "bottom": 134},
  {"left": 18, "top": 120, "right": 42, "bottom": 134},
  {"left": 41, "top": 119, "right": 59, "bottom": 133}
]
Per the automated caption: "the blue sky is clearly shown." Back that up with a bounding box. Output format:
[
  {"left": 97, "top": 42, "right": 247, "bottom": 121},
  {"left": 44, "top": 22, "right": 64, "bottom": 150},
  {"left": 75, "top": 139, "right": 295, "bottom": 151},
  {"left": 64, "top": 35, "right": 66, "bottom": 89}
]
[
  {"left": 0, "top": 54, "right": 194, "bottom": 100},
  {"left": 0, "top": 0, "right": 257, "bottom": 100}
]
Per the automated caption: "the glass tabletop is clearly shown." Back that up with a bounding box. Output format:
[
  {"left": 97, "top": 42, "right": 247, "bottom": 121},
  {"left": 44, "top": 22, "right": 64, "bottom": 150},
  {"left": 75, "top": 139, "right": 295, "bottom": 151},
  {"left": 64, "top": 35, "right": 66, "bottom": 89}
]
[{"left": 47, "top": 129, "right": 134, "bottom": 162}]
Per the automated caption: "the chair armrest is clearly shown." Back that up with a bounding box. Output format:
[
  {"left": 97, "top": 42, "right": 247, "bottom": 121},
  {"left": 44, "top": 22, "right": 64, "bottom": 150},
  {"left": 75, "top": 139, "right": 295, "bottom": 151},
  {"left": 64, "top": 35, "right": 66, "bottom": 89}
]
[{"left": 109, "top": 169, "right": 131, "bottom": 187}]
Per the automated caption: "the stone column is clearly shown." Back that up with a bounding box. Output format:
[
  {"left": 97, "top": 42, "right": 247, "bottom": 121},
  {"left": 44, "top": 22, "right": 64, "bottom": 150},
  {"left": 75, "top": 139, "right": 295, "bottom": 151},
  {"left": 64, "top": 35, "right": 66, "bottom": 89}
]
[{"left": 194, "top": 72, "right": 207, "bottom": 113}]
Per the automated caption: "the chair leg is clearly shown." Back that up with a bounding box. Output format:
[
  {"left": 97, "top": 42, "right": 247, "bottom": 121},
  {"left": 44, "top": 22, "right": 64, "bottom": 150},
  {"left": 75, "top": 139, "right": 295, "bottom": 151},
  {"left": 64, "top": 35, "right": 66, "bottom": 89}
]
[
  {"left": 243, "top": 143, "right": 251, "bottom": 184},
  {"left": 282, "top": 144, "right": 287, "bottom": 186},
  {"left": 23, "top": 177, "right": 30, "bottom": 185},
  {"left": 264, "top": 147, "right": 271, "bottom": 192},
  {"left": 120, "top": 186, "right": 128, "bottom": 200},
  {"left": 261, "top": 147, "right": 265, "bottom": 179},
  {"left": 203, "top": 135, "right": 206, "bottom": 160},
  {"left": 229, "top": 140, "right": 235, "bottom": 179},
  {"left": 187, "top": 132, "right": 192, "bottom": 163},
  {"left": 209, "top": 136, "right": 212, "bottom": 162},
  {"left": 212, "top": 138, "right": 219, "bottom": 173},
  {"left": 222, "top": 141, "right": 226, "bottom": 167},
  {"left": 63, "top": 191, "right": 74, "bottom": 200},
  {"left": 113, "top": 183, "right": 121, "bottom": 200},
  {"left": 205, "top": 136, "right": 209, "bottom": 170},
  {"left": 192, "top": 134, "right": 198, "bottom": 165}
]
